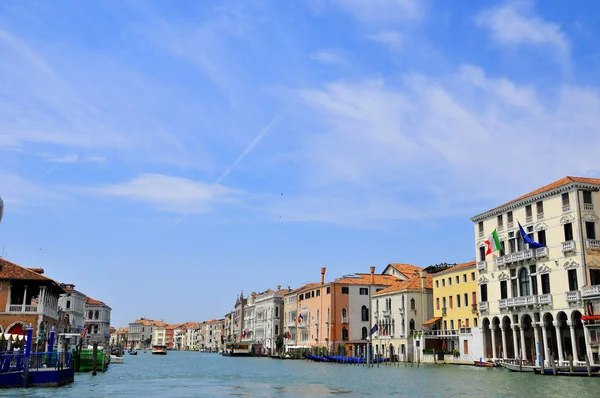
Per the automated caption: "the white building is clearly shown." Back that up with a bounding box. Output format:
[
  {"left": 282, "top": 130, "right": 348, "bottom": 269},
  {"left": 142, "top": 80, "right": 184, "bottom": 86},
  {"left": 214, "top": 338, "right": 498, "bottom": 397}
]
[
  {"left": 242, "top": 294, "right": 256, "bottom": 344},
  {"left": 128, "top": 318, "right": 166, "bottom": 349},
  {"left": 472, "top": 176, "right": 600, "bottom": 365},
  {"left": 254, "top": 287, "right": 290, "bottom": 355},
  {"left": 58, "top": 284, "right": 86, "bottom": 334},
  {"left": 84, "top": 297, "right": 111, "bottom": 345},
  {"left": 152, "top": 324, "right": 167, "bottom": 347}
]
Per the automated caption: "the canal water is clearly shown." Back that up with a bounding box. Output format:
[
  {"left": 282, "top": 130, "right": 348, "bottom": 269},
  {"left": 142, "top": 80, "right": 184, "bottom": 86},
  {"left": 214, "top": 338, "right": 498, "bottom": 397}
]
[{"left": 1, "top": 351, "right": 598, "bottom": 397}]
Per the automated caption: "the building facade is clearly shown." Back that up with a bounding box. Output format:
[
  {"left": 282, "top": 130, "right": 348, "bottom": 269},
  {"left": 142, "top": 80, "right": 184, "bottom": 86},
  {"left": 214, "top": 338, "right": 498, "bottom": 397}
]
[
  {"left": 254, "top": 287, "right": 289, "bottom": 355},
  {"left": 83, "top": 297, "right": 111, "bottom": 345},
  {"left": 472, "top": 176, "right": 600, "bottom": 365},
  {"left": 57, "top": 284, "right": 86, "bottom": 334}
]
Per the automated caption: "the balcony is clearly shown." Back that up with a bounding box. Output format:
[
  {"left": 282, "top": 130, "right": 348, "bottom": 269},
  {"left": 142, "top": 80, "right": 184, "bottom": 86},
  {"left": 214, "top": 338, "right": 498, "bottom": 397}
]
[
  {"left": 495, "top": 249, "right": 535, "bottom": 267},
  {"left": 562, "top": 204, "right": 571, "bottom": 212},
  {"left": 478, "top": 230, "right": 484, "bottom": 238},
  {"left": 585, "top": 239, "right": 600, "bottom": 251},
  {"left": 562, "top": 240, "right": 576, "bottom": 252},
  {"left": 398, "top": 308, "right": 405, "bottom": 316},
  {"left": 6, "top": 303, "right": 58, "bottom": 319},
  {"left": 566, "top": 290, "right": 581, "bottom": 303},
  {"left": 537, "top": 212, "right": 544, "bottom": 220},
  {"left": 498, "top": 225, "right": 504, "bottom": 232},
  {"left": 382, "top": 309, "right": 391, "bottom": 317},
  {"left": 584, "top": 203, "right": 594, "bottom": 211},
  {"left": 507, "top": 222, "right": 514, "bottom": 230},
  {"left": 498, "top": 294, "right": 552, "bottom": 309},
  {"left": 535, "top": 247, "right": 549, "bottom": 257},
  {"left": 471, "top": 303, "right": 478, "bottom": 313},
  {"left": 441, "top": 307, "right": 447, "bottom": 316},
  {"left": 477, "top": 261, "right": 487, "bottom": 272},
  {"left": 582, "top": 285, "right": 600, "bottom": 299},
  {"left": 479, "top": 302, "right": 489, "bottom": 311},
  {"left": 526, "top": 215, "right": 533, "bottom": 223}
]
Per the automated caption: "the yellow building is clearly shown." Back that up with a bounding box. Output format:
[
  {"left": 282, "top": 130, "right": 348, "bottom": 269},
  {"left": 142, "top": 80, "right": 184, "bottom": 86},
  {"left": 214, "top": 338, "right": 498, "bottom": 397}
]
[{"left": 420, "top": 261, "right": 483, "bottom": 363}]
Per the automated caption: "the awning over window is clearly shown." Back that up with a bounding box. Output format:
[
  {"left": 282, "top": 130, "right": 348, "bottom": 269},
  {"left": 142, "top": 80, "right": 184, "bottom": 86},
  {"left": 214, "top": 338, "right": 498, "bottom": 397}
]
[{"left": 422, "top": 316, "right": 442, "bottom": 326}]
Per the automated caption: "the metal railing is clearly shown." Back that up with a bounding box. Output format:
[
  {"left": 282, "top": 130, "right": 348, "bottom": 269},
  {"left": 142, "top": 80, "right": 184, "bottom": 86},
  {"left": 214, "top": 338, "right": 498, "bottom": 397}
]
[{"left": 0, "top": 351, "right": 72, "bottom": 374}]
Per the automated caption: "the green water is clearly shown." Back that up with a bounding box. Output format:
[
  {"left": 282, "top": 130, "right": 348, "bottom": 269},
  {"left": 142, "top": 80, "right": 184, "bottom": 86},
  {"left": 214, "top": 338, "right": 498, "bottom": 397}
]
[{"left": 1, "top": 351, "right": 598, "bottom": 397}]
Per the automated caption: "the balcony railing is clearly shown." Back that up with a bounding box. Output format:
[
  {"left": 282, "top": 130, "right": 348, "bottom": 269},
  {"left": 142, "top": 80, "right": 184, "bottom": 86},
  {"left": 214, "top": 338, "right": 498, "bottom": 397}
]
[
  {"left": 498, "top": 294, "right": 552, "bottom": 309},
  {"left": 562, "top": 240, "right": 576, "bottom": 252},
  {"left": 562, "top": 204, "right": 571, "bottom": 212},
  {"left": 566, "top": 290, "right": 581, "bottom": 303},
  {"left": 537, "top": 212, "right": 544, "bottom": 220},
  {"left": 398, "top": 308, "right": 405, "bottom": 315},
  {"left": 477, "top": 261, "right": 487, "bottom": 272},
  {"left": 582, "top": 285, "right": 600, "bottom": 298},
  {"left": 441, "top": 307, "right": 447, "bottom": 316},
  {"left": 479, "top": 302, "right": 488, "bottom": 311},
  {"left": 498, "top": 225, "right": 504, "bottom": 232},
  {"left": 584, "top": 203, "right": 594, "bottom": 211},
  {"left": 471, "top": 303, "right": 478, "bottom": 313},
  {"left": 382, "top": 309, "right": 391, "bottom": 317},
  {"left": 6, "top": 303, "right": 58, "bottom": 319},
  {"left": 585, "top": 239, "right": 600, "bottom": 251},
  {"left": 495, "top": 249, "right": 535, "bottom": 267},
  {"left": 478, "top": 230, "right": 484, "bottom": 238},
  {"left": 507, "top": 222, "right": 514, "bottom": 230},
  {"left": 526, "top": 215, "right": 533, "bottom": 223},
  {"left": 421, "top": 328, "right": 472, "bottom": 337}
]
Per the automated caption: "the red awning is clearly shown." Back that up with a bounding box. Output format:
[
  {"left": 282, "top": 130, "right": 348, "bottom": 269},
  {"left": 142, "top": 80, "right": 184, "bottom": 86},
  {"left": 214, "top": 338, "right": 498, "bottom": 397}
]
[
  {"left": 581, "top": 315, "right": 600, "bottom": 321},
  {"left": 423, "top": 316, "right": 442, "bottom": 326}
]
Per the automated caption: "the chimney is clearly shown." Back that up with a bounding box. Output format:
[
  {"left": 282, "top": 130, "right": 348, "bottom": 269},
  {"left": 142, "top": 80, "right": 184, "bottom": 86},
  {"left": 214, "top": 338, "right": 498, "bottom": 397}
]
[
  {"left": 277, "top": 284, "right": 281, "bottom": 291},
  {"left": 420, "top": 270, "right": 427, "bottom": 290},
  {"left": 320, "top": 267, "right": 326, "bottom": 285},
  {"left": 370, "top": 266, "right": 375, "bottom": 284}
]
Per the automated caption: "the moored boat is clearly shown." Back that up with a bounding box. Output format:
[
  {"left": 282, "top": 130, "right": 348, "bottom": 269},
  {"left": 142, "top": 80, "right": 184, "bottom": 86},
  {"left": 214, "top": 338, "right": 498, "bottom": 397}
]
[
  {"left": 503, "top": 363, "right": 537, "bottom": 372},
  {"left": 474, "top": 360, "right": 499, "bottom": 367},
  {"left": 110, "top": 355, "right": 124, "bottom": 364},
  {"left": 151, "top": 345, "right": 167, "bottom": 355}
]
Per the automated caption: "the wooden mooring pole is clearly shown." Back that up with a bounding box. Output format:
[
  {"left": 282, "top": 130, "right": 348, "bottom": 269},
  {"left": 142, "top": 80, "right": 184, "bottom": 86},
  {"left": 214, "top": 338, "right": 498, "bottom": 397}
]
[{"left": 92, "top": 342, "right": 98, "bottom": 376}]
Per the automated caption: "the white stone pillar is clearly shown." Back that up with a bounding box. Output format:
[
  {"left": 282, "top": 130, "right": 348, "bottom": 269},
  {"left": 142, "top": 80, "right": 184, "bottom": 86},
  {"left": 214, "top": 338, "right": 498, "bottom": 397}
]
[
  {"left": 22, "top": 285, "right": 28, "bottom": 312},
  {"left": 554, "top": 321, "right": 564, "bottom": 364},
  {"left": 533, "top": 324, "right": 540, "bottom": 365},
  {"left": 512, "top": 325, "right": 519, "bottom": 359},
  {"left": 568, "top": 321, "right": 579, "bottom": 363},
  {"left": 490, "top": 325, "right": 497, "bottom": 359},
  {"left": 519, "top": 326, "right": 527, "bottom": 362},
  {"left": 583, "top": 325, "right": 594, "bottom": 365},
  {"left": 500, "top": 327, "right": 508, "bottom": 359},
  {"left": 540, "top": 323, "right": 550, "bottom": 366},
  {"left": 481, "top": 326, "right": 487, "bottom": 358}
]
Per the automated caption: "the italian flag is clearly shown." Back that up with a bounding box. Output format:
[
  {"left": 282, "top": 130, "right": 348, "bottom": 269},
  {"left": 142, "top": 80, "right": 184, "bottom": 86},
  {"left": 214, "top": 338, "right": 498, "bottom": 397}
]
[{"left": 485, "top": 229, "right": 501, "bottom": 255}]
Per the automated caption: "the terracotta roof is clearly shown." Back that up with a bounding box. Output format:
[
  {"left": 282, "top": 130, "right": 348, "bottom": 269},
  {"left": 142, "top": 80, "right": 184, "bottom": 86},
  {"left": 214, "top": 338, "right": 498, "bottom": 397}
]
[
  {"left": 291, "top": 282, "right": 322, "bottom": 294},
  {"left": 0, "top": 258, "right": 64, "bottom": 292},
  {"left": 477, "top": 176, "right": 600, "bottom": 217},
  {"left": 86, "top": 297, "right": 106, "bottom": 306},
  {"left": 335, "top": 274, "right": 401, "bottom": 286},
  {"left": 432, "top": 261, "right": 476, "bottom": 276},
  {"left": 373, "top": 273, "right": 432, "bottom": 296},
  {"left": 386, "top": 263, "right": 423, "bottom": 278}
]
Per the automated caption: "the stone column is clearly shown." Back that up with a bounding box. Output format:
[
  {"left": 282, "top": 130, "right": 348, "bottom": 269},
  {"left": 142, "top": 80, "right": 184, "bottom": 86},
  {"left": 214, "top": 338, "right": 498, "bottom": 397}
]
[
  {"left": 583, "top": 325, "right": 594, "bottom": 365},
  {"left": 567, "top": 321, "right": 579, "bottom": 363},
  {"left": 482, "top": 326, "right": 488, "bottom": 358},
  {"left": 540, "top": 322, "right": 550, "bottom": 366},
  {"left": 500, "top": 327, "right": 508, "bottom": 359},
  {"left": 519, "top": 325, "right": 527, "bottom": 362},
  {"left": 533, "top": 324, "right": 540, "bottom": 365},
  {"left": 512, "top": 325, "right": 520, "bottom": 359},
  {"left": 22, "top": 285, "right": 28, "bottom": 311},
  {"left": 490, "top": 325, "right": 497, "bottom": 360},
  {"left": 554, "top": 321, "right": 564, "bottom": 364}
]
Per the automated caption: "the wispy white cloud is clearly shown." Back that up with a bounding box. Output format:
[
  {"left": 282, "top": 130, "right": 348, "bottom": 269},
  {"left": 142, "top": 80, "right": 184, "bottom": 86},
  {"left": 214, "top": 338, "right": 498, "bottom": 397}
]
[
  {"left": 310, "top": 50, "right": 347, "bottom": 65},
  {"left": 366, "top": 30, "right": 403, "bottom": 47},
  {"left": 86, "top": 174, "right": 242, "bottom": 214},
  {"left": 475, "top": 0, "right": 569, "bottom": 56},
  {"left": 332, "top": 0, "right": 422, "bottom": 22},
  {"left": 0, "top": 170, "right": 61, "bottom": 207}
]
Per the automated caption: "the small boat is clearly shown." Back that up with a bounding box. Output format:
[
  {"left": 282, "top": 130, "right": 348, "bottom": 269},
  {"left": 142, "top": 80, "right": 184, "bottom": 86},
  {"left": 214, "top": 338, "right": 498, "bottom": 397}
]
[
  {"left": 503, "top": 363, "right": 538, "bottom": 372},
  {"left": 128, "top": 350, "right": 138, "bottom": 355},
  {"left": 474, "top": 360, "right": 499, "bottom": 367},
  {"left": 110, "top": 355, "right": 124, "bottom": 364},
  {"left": 534, "top": 366, "right": 600, "bottom": 375},
  {"left": 151, "top": 345, "right": 168, "bottom": 355}
]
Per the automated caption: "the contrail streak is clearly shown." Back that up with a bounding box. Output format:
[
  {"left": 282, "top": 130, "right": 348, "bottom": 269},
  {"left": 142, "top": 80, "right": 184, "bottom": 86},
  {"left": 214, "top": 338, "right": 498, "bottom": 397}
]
[{"left": 174, "top": 109, "right": 287, "bottom": 227}]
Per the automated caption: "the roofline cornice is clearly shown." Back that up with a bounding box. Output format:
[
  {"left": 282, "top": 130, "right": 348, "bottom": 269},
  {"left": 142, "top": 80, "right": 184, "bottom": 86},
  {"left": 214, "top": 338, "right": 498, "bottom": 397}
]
[{"left": 470, "top": 182, "right": 600, "bottom": 222}]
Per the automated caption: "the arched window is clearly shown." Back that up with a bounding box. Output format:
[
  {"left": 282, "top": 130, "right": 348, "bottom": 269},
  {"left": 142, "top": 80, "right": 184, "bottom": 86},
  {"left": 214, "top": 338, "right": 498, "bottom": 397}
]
[
  {"left": 409, "top": 319, "right": 415, "bottom": 333},
  {"left": 361, "top": 305, "right": 369, "bottom": 322},
  {"left": 410, "top": 298, "right": 416, "bottom": 310},
  {"left": 275, "top": 325, "right": 279, "bottom": 335},
  {"left": 519, "top": 268, "right": 530, "bottom": 296},
  {"left": 342, "top": 327, "right": 349, "bottom": 341},
  {"left": 342, "top": 308, "right": 348, "bottom": 321},
  {"left": 362, "top": 327, "right": 368, "bottom": 340}
]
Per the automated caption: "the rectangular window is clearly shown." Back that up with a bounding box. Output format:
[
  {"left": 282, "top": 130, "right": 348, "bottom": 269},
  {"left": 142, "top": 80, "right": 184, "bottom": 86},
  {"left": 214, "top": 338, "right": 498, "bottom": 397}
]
[
  {"left": 474, "top": 318, "right": 478, "bottom": 327},
  {"left": 500, "top": 280, "right": 508, "bottom": 299},
  {"left": 583, "top": 190, "right": 593, "bottom": 204},
  {"left": 456, "top": 294, "right": 461, "bottom": 308},
  {"left": 466, "top": 319, "right": 470, "bottom": 328},
  {"left": 541, "top": 274, "right": 551, "bottom": 294},
  {"left": 464, "top": 340, "right": 469, "bottom": 355},
  {"left": 471, "top": 272, "right": 475, "bottom": 281},
  {"left": 463, "top": 274, "right": 467, "bottom": 283},
  {"left": 507, "top": 211, "right": 513, "bottom": 223},
  {"left": 449, "top": 296, "right": 453, "bottom": 309},
  {"left": 464, "top": 293, "right": 469, "bottom": 307},
  {"left": 311, "top": 291, "right": 315, "bottom": 298},
  {"left": 456, "top": 276, "right": 459, "bottom": 284},
  {"left": 525, "top": 205, "right": 532, "bottom": 218},
  {"left": 442, "top": 279, "right": 446, "bottom": 287},
  {"left": 538, "top": 230, "right": 546, "bottom": 246},
  {"left": 511, "top": 279, "right": 518, "bottom": 297},
  {"left": 359, "top": 288, "right": 368, "bottom": 295},
  {"left": 568, "top": 269, "right": 578, "bottom": 291},
  {"left": 531, "top": 275, "right": 538, "bottom": 295},
  {"left": 536, "top": 201, "right": 543, "bottom": 215},
  {"left": 497, "top": 215, "right": 503, "bottom": 227},
  {"left": 327, "top": 287, "right": 331, "bottom": 294},
  {"left": 472, "top": 291, "right": 477, "bottom": 304},
  {"left": 316, "top": 290, "right": 320, "bottom": 297},
  {"left": 299, "top": 294, "right": 304, "bottom": 300},
  {"left": 341, "top": 287, "right": 349, "bottom": 294},
  {"left": 481, "top": 284, "right": 488, "bottom": 302},
  {"left": 562, "top": 193, "right": 570, "bottom": 207},
  {"left": 436, "top": 280, "right": 439, "bottom": 288},
  {"left": 66, "top": 300, "right": 71, "bottom": 309},
  {"left": 478, "top": 221, "right": 484, "bottom": 234},
  {"left": 479, "top": 246, "right": 486, "bottom": 261},
  {"left": 564, "top": 223, "right": 574, "bottom": 241},
  {"left": 436, "top": 298, "right": 440, "bottom": 310},
  {"left": 586, "top": 221, "right": 596, "bottom": 240},
  {"left": 448, "top": 277, "right": 452, "bottom": 286},
  {"left": 500, "top": 240, "right": 506, "bottom": 256}
]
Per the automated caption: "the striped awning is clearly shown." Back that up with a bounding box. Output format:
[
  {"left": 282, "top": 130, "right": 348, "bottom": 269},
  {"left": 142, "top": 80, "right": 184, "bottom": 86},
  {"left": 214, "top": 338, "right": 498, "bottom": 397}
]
[{"left": 0, "top": 333, "right": 27, "bottom": 341}]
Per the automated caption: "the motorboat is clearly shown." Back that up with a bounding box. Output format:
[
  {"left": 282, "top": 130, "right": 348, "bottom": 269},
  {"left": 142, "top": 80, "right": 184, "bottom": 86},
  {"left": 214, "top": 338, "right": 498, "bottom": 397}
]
[
  {"left": 128, "top": 350, "right": 138, "bottom": 355},
  {"left": 503, "top": 362, "right": 537, "bottom": 372},
  {"left": 151, "top": 345, "right": 167, "bottom": 355},
  {"left": 110, "top": 355, "right": 124, "bottom": 364}
]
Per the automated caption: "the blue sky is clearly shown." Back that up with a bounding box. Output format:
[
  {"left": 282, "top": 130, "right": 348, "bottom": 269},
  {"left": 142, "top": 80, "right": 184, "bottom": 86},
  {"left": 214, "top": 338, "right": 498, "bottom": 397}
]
[{"left": 1, "top": 0, "right": 600, "bottom": 328}]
